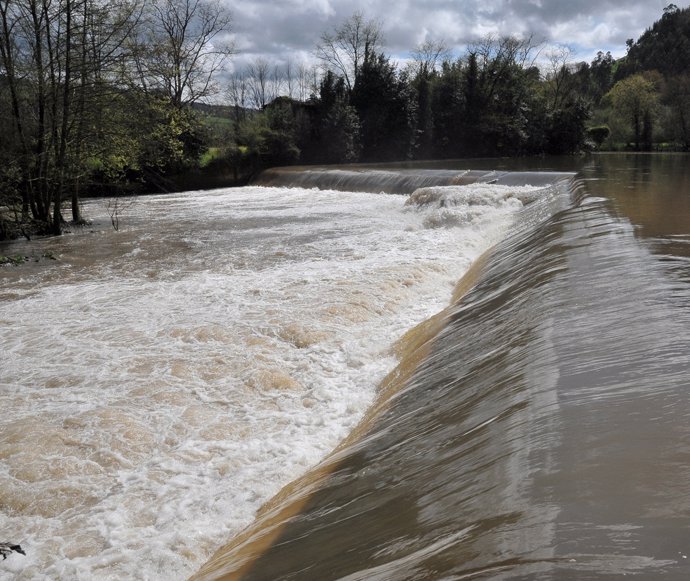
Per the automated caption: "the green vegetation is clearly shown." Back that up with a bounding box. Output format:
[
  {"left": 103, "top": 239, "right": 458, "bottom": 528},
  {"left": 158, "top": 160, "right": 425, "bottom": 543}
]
[
  {"left": 1, "top": 3, "right": 689, "bottom": 241},
  {"left": 219, "top": 6, "right": 689, "bottom": 175},
  {"left": 0, "top": 0, "right": 232, "bottom": 238},
  {"left": 596, "top": 4, "right": 690, "bottom": 150},
  {"left": 0, "top": 255, "right": 26, "bottom": 266}
]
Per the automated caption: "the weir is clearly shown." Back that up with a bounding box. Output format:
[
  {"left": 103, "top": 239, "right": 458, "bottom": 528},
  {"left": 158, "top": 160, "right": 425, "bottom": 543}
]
[
  {"left": 253, "top": 165, "right": 574, "bottom": 194},
  {"left": 193, "top": 160, "right": 690, "bottom": 580},
  {"left": 192, "top": 167, "right": 577, "bottom": 579},
  {"left": 3, "top": 155, "right": 688, "bottom": 580}
]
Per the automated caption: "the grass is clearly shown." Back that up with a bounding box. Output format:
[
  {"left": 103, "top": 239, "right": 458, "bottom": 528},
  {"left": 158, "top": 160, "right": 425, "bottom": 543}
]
[{"left": 199, "top": 147, "right": 223, "bottom": 168}]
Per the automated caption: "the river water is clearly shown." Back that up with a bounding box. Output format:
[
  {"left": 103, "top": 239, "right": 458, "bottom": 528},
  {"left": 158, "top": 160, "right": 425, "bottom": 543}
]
[{"left": 2, "top": 154, "right": 690, "bottom": 580}]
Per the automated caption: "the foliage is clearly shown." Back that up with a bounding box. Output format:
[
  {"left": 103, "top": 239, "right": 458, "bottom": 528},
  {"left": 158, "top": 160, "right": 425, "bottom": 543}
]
[
  {"left": 0, "top": 0, "right": 234, "bottom": 236},
  {"left": 618, "top": 5, "right": 690, "bottom": 79},
  {"left": 607, "top": 74, "right": 660, "bottom": 150},
  {"left": 590, "top": 51, "right": 615, "bottom": 100},
  {"left": 0, "top": 255, "right": 27, "bottom": 266},
  {"left": 3, "top": 2, "right": 687, "bottom": 234},
  {"left": 587, "top": 126, "right": 611, "bottom": 148},
  {"left": 311, "top": 71, "right": 360, "bottom": 163},
  {"left": 545, "top": 98, "right": 591, "bottom": 154},
  {"left": 351, "top": 53, "right": 417, "bottom": 161},
  {"left": 431, "top": 60, "right": 464, "bottom": 158},
  {"left": 587, "top": 5, "right": 689, "bottom": 151},
  {"left": 662, "top": 74, "right": 690, "bottom": 149}
]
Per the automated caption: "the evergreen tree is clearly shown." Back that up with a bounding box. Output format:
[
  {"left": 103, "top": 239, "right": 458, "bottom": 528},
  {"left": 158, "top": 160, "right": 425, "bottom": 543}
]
[
  {"left": 351, "top": 53, "right": 417, "bottom": 161},
  {"left": 431, "top": 60, "right": 464, "bottom": 158},
  {"left": 619, "top": 5, "right": 690, "bottom": 79},
  {"left": 313, "top": 71, "right": 361, "bottom": 163},
  {"left": 590, "top": 51, "right": 615, "bottom": 101},
  {"left": 412, "top": 72, "right": 435, "bottom": 159}
]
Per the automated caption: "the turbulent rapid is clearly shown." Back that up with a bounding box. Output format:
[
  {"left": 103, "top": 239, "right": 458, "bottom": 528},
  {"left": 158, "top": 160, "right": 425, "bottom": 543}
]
[
  {"left": 0, "top": 178, "right": 544, "bottom": 579},
  {"left": 193, "top": 154, "right": 690, "bottom": 580},
  {"left": 3, "top": 154, "right": 690, "bottom": 580}
]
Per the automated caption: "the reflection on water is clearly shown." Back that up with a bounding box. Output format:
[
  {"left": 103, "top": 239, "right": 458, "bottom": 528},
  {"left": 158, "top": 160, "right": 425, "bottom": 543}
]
[
  {"left": 581, "top": 153, "right": 690, "bottom": 297},
  {"left": 195, "top": 154, "right": 690, "bottom": 580},
  {"left": 580, "top": 153, "right": 690, "bottom": 251}
]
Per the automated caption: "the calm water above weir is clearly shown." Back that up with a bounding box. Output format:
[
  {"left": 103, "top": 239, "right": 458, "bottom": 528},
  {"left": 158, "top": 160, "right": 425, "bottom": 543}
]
[{"left": 1, "top": 154, "right": 689, "bottom": 580}]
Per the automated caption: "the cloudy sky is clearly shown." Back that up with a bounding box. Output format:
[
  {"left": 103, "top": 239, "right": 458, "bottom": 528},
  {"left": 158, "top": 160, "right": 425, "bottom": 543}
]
[{"left": 227, "top": 0, "right": 688, "bottom": 71}]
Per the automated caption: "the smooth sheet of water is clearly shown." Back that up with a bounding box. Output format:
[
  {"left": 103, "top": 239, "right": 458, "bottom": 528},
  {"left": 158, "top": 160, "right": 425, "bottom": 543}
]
[
  {"left": 0, "top": 182, "right": 540, "bottom": 579},
  {"left": 193, "top": 154, "right": 690, "bottom": 581}
]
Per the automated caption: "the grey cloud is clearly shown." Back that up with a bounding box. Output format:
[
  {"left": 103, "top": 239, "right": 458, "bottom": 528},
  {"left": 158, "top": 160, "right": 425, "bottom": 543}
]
[{"left": 227, "top": 0, "right": 687, "bottom": 67}]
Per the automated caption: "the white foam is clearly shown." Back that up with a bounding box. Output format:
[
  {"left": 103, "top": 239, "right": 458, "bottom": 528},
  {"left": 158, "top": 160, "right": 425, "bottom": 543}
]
[{"left": 0, "top": 184, "right": 543, "bottom": 580}]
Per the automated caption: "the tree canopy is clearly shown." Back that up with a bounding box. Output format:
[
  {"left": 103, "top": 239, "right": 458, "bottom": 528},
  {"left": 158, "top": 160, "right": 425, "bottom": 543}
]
[{"left": 2, "top": 4, "right": 689, "bottom": 240}]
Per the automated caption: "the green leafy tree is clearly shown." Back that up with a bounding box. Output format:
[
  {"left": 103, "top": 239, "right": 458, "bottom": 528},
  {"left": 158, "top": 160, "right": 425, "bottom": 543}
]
[
  {"left": 264, "top": 99, "right": 301, "bottom": 165},
  {"left": 586, "top": 125, "right": 611, "bottom": 149},
  {"left": 0, "top": 0, "right": 141, "bottom": 232},
  {"left": 663, "top": 74, "right": 690, "bottom": 149},
  {"left": 238, "top": 98, "right": 301, "bottom": 168},
  {"left": 607, "top": 74, "right": 660, "bottom": 150},
  {"left": 545, "top": 98, "right": 590, "bottom": 154},
  {"left": 618, "top": 5, "right": 690, "bottom": 79}
]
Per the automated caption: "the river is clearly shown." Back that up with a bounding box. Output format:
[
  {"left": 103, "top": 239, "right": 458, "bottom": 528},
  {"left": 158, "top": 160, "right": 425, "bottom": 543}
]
[{"left": 1, "top": 153, "right": 689, "bottom": 580}]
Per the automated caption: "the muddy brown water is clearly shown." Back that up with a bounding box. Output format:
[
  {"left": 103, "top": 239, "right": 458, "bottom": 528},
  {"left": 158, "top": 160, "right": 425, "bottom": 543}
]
[{"left": 194, "top": 153, "right": 690, "bottom": 580}]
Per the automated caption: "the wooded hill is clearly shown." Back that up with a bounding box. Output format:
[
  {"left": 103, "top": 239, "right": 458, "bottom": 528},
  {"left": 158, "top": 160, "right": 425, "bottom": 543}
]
[{"left": 598, "top": 3, "right": 690, "bottom": 151}]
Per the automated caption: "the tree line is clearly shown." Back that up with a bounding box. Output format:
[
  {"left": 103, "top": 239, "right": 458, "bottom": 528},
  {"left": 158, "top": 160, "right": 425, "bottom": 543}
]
[
  {"left": 1, "top": 3, "right": 689, "bottom": 240},
  {"left": 0, "top": 0, "right": 232, "bottom": 236},
  {"left": 222, "top": 20, "right": 594, "bottom": 168},
  {"left": 224, "top": 5, "right": 689, "bottom": 172}
]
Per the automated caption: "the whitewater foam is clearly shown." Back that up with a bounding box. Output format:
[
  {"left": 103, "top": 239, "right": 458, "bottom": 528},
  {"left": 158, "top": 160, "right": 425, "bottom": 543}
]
[{"left": 0, "top": 184, "right": 543, "bottom": 580}]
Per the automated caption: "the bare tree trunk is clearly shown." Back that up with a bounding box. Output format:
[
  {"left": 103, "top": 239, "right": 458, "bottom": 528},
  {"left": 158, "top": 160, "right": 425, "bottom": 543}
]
[
  {"left": 0, "top": 1, "right": 31, "bottom": 218},
  {"left": 51, "top": 0, "right": 73, "bottom": 234}
]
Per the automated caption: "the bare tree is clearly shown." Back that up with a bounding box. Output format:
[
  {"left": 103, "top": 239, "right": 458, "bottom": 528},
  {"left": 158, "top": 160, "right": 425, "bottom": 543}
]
[
  {"left": 107, "top": 194, "right": 137, "bottom": 231},
  {"left": 543, "top": 44, "right": 575, "bottom": 110},
  {"left": 137, "top": 0, "right": 234, "bottom": 107},
  {"left": 246, "top": 57, "right": 270, "bottom": 109},
  {"left": 410, "top": 39, "right": 450, "bottom": 76},
  {"left": 284, "top": 58, "right": 294, "bottom": 99},
  {"left": 314, "top": 11, "right": 383, "bottom": 92},
  {"left": 296, "top": 62, "right": 307, "bottom": 101},
  {"left": 226, "top": 69, "right": 248, "bottom": 135},
  {"left": 467, "top": 35, "right": 542, "bottom": 106},
  {"left": 470, "top": 34, "right": 541, "bottom": 71},
  {"left": 297, "top": 62, "right": 321, "bottom": 101},
  {"left": 269, "top": 63, "right": 283, "bottom": 103},
  {"left": 227, "top": 70, "right": 248, "bottom": 109}
]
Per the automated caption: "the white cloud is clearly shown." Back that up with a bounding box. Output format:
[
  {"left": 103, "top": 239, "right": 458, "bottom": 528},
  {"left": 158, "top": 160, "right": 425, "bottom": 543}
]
[{"left": 226, "top": 0, "right": 689, "bottom": 72}]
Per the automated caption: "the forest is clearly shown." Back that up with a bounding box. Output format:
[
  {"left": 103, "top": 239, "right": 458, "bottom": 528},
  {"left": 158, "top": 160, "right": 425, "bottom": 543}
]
[{"left": 1, "top": 1, "right": 690, "bottom": 239}]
